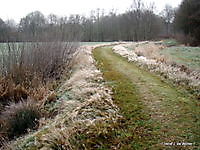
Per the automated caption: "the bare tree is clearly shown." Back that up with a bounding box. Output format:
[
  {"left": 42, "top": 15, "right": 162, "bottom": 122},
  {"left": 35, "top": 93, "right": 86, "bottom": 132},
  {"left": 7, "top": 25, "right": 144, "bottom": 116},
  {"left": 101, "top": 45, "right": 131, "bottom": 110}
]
[
  {"left": 47, "top": 14, "right": 59, "bottom": 25},
  {"left": 19, "top": 11, "right": 46, "bottom": 41},
  {"left": 161, "top": 4, "right": 175, "bottom": 37},
  {"left": 0, "top": 18, "right": 9, "bottom": 42}
]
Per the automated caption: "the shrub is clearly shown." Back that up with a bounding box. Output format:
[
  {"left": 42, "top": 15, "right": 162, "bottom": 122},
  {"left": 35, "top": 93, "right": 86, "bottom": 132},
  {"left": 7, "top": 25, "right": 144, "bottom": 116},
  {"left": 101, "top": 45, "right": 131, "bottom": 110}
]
[
  {"left": 175, "top": 34, "right": 196, "bottom": 46},
  {"left": 1, "top": 100, "right": 41, "bottom": 139}
]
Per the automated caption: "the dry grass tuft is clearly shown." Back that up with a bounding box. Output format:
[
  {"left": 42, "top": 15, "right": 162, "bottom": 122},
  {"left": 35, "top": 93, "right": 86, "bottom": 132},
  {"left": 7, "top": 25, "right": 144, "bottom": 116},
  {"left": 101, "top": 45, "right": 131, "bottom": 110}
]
[
  {"left": 134, "top": 42, "right": 165, "bottom": 59},
  {"left": 41, "top": 127, "right": 72, "bottom": 150},
  {"left": 0, "top": 99, "right": 41, "bottom": 139},
  {"left": 46, "top": 92, "right": 57, "bottom": 103}
]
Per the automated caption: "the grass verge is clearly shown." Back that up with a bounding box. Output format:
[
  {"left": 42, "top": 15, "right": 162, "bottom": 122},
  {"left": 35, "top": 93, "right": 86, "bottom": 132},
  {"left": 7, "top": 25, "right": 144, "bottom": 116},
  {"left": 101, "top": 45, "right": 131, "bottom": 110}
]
[
  {"left": 93, "top": 47, "right": 163, "bottom": 149},
  {"left": 92, "top": 46, "right": 200, "bottom": 149}
]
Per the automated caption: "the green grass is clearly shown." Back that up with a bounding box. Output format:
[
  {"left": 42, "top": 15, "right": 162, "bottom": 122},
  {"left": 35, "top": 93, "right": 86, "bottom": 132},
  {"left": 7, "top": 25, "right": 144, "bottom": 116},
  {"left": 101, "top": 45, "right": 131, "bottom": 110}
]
[
  {"left": 92, "top": 46, "right": 200, "bottom": 149},
  {"left": 162, "top": 39, "right": 179, "bottom": 47},
  {"left": 160, "top": 46, "right": 200, "bottom": 70},
  {"left": 74, "top": 47, "right": 162, "bottom": 149}
]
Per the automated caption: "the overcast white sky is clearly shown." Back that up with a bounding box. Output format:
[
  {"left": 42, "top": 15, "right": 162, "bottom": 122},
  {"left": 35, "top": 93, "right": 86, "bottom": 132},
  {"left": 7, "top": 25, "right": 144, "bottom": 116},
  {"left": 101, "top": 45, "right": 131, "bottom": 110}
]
[{"left": 0, "top": 0, "right": 182, "bottom": 23}]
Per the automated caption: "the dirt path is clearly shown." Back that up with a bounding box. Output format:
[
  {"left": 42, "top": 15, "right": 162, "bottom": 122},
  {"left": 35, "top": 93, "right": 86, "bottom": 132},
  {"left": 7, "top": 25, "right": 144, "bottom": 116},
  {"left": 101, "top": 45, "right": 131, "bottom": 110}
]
[{"left": 93, "top": 46, "right": 200, "bottom": 149}]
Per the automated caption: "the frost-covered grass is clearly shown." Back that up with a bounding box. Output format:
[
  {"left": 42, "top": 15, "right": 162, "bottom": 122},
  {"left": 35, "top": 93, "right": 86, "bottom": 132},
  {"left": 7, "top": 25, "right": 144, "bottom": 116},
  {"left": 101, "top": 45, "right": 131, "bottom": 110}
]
[
  {"left": 0, "top": 43, "right": 7, "bottom": 49},
  {"left": 113, "top": 44, "right": 200, "bottom": 98},
  {"left": 80, "top": 42, "right": 113, "bottom": 46},
  {"left": 162, "top": 39, "right": 179, "bottom": 47},
  {"left": 124, "top": 41, "right": 200, "bottom": 71},
  {"left": 7, "top": 44, "right": 119, "bottom": 149},
  {"left": 160, "top": 46, "right": 200, "bottom": 70},
  {"left": 0, "top": 43, "right": 10, "bottom": 57}
]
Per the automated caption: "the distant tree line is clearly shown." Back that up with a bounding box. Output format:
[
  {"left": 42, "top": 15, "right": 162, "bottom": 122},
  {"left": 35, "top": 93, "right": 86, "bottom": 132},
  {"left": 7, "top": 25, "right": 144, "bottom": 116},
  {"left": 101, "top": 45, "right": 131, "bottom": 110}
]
[
  {"left": 0, "top": 0, "right": 199, "bottom": 44},
  {"left": 0, "top": 0, "right": 171, "bottom": 42},
  {"left": 0, "top": 11, "right": 82, "bottom": 42}
]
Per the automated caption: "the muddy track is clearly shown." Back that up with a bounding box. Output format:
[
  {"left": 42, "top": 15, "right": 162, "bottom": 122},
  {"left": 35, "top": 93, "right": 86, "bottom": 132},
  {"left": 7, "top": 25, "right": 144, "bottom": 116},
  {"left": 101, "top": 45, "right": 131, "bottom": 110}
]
[{"left": 93, "top": 46, "right": 200, "bottom": 149}]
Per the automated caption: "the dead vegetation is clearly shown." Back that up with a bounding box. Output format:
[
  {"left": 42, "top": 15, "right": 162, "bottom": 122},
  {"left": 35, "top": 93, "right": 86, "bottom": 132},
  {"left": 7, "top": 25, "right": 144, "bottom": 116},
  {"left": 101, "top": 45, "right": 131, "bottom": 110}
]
[
  {"left": 2, "top": 41, "right": 199, "bottom": 149},
  {"left": 135, "top": 42, "right": 164, "bottom": 59},
  {"left": 3, "top": 44, "right": 120, "bottom": 149},
  {"left": 0, "top": 41, "right": 79, "bottom": 146},
  {"left": 1, "top": 100, "right": 41, "bottom": 139}
]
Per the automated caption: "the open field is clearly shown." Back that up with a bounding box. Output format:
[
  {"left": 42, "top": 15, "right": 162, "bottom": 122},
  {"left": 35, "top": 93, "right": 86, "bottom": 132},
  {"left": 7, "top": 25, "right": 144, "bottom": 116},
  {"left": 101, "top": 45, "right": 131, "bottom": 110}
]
[
  {"left": 160, "top": 46, "right": 200, "bottom": 70},
  {"left": 80, "top": 42, "right": 113, "bottom": 46},
  {"left": 162, "top": 39, "right": 179, "bottom": 47},
  {"left": 0, "top": 42, "right": 112, "bottom": 52}
]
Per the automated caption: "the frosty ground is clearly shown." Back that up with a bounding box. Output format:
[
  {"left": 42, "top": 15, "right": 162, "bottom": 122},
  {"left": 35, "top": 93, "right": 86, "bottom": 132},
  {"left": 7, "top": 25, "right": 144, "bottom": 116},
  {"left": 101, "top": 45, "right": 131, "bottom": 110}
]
[{"left": 5, "top": 42, "right": 200, "bottom": 149}]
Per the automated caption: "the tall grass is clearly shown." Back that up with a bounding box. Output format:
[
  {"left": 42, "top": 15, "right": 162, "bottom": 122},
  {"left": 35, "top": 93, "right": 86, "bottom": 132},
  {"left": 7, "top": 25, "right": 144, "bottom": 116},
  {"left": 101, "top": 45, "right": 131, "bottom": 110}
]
[
  {"left": 0, "top": 41, "right": 78, "bottom": 100},
  {"left": 0, "top": 42, "right": 78, "bottom": 83},
  {"left": 0, "top": 41, "right": 78, "bottom": 143}
]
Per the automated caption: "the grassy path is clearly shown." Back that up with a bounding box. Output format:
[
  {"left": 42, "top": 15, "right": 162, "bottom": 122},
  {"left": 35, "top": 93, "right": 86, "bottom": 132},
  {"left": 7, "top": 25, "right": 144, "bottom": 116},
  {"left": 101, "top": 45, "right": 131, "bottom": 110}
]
[{"left": 93, "top": 46, "right": 200, "bottom": 149}]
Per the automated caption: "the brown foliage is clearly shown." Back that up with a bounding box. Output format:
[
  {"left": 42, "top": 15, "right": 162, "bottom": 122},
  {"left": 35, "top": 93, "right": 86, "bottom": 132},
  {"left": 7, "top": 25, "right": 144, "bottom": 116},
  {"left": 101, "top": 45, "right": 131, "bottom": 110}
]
[
  {"left": 46, "top": 92, "right": 57, "bottom": 103},
  {"left": 0, "top": 80, "right": 28, "bottom": 106}
]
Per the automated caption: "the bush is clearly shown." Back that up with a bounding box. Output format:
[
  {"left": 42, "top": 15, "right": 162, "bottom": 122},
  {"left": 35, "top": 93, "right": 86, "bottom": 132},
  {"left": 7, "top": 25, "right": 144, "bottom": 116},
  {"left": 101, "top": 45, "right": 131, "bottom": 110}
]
[
  {"left": 175, "top": 34, "right": 197, "bottom": 46},
  {"left": 0, "top": 100, "right": 41, "bottom": 139}
]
